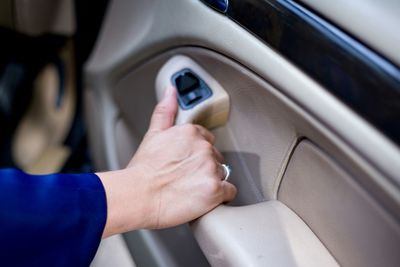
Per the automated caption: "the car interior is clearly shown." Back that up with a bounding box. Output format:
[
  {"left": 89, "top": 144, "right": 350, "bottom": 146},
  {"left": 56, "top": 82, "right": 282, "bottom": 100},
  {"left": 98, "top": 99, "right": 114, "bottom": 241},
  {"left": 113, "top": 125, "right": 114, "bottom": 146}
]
[{"left": 0, "top": 0, "right": 399, "bottom": 267}]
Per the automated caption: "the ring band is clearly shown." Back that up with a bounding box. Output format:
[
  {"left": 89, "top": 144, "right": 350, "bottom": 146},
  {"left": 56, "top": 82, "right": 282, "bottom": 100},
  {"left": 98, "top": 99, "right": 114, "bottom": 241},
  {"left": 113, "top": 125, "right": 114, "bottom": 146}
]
[{"left": 221, "top": 164, "right": 232, "bottom": 181}]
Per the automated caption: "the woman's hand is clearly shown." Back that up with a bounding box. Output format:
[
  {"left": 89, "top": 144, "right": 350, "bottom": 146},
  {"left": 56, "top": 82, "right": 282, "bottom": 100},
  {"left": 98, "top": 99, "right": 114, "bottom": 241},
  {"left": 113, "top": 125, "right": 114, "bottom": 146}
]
[{"left": 98, "top": 87, "right": 237, "bottom": 238}]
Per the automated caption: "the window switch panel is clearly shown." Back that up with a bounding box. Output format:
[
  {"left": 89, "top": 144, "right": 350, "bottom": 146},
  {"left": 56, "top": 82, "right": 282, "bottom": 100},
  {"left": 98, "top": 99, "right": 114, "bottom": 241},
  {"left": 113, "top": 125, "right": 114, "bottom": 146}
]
[{"left": 172, "top": 69, "right": 213, "bottom": 110}]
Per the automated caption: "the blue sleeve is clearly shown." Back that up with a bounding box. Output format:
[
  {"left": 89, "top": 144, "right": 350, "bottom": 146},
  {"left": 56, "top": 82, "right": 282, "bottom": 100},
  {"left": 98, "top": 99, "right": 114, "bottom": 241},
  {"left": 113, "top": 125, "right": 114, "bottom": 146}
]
[{"left": 0, "top": 168, "right": 107, "bottom": 267}]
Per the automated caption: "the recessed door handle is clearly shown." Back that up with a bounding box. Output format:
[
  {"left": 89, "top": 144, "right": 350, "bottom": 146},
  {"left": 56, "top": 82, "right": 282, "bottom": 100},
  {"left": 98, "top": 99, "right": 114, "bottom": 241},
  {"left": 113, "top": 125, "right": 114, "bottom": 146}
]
[
  {"left": 172, "top": 68, "right": 213, "bottom": 110},
  {"left": 155, "top": 55, "right": 230, "bottom": 129}
]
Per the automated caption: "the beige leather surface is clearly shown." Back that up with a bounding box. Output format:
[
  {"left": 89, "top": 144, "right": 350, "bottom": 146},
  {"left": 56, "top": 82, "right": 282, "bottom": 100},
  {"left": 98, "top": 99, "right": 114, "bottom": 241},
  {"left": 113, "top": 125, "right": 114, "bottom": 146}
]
[
  {"left": 193, "top": 201, "right": 339, "bottom": 267},
  {"left": 279, "top": 140, "right": 400, "bottom": 267},
  {"left": 298, "top": 0, "right": 400, "bottom": 66}
]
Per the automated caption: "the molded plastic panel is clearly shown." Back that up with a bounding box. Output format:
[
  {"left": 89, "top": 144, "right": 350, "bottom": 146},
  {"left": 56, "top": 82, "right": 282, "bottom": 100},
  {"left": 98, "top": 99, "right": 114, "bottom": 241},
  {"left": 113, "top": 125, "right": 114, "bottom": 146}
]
[{"left": 279, "top": 140, "right": 400, "bottom": 267}]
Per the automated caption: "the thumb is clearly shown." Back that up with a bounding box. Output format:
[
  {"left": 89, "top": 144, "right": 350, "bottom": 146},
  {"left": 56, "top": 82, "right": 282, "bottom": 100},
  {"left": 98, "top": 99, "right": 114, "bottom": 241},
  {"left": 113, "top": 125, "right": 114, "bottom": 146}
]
[{"left": 148, "top": 87, "right": 178, "bottom": 132}]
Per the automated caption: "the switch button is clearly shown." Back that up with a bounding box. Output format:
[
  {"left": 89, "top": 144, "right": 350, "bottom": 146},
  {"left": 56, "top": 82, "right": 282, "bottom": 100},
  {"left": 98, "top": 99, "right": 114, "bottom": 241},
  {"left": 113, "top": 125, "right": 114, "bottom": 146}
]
[
  {"left": 176, "top": 72, "right": 200, "bottom": 94},
  {"left": 172, "top": 69, "right": 212, "bottom": 110}
]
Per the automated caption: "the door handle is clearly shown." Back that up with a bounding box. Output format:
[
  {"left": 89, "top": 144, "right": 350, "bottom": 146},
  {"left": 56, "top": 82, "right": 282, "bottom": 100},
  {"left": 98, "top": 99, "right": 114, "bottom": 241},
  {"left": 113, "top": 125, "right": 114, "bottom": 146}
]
[{"left": 155, "top": 55, "right": 230, "bottom": 129}]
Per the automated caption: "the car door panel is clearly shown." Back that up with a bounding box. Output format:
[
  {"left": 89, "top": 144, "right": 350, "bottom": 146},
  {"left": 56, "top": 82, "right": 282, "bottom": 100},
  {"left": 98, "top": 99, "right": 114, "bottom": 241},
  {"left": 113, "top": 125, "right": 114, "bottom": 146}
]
[
  {"left": 84, "top": 0, "right": 400, "bottom": 266},
  {"left": 279, "top": 140, "right": 400, "bottom": 267}
]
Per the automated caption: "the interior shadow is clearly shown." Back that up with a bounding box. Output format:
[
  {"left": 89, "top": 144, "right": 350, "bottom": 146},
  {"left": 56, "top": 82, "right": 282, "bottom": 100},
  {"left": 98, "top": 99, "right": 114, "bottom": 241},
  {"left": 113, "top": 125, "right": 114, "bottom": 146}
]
[{"left": 222, "top": 151, "right": 265, "bottom": 206}]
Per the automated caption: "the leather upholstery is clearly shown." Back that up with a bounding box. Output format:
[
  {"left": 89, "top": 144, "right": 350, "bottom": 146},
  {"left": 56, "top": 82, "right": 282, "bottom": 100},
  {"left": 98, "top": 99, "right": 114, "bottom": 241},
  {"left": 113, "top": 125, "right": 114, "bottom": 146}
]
[{"left": 279, "top": 140, "right": 400, "bottom": 267}]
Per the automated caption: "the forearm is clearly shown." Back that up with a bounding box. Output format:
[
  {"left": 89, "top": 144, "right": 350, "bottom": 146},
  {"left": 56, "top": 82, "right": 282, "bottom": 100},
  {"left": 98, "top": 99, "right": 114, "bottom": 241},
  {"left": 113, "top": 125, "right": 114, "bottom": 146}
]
[{"left": 0, "top": 168, "right": 106, "bottom": 266}]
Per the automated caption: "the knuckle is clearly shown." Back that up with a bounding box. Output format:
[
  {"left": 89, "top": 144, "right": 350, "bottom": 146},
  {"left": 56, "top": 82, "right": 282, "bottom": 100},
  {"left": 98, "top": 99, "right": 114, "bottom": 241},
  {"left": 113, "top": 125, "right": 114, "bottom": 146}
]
[
  {"left": 199, "top": 140, "right": 213, "bottom": 151},
  {"left": 204, "top": 179, "right": 221, "bottom": 195},
  {"left": 195, "top": 124, "right": 206, "bottom": 132},
  {"left": 194, "top": 123, "right": 203, "bottom": 129},
  {"left": 210, "top": 134, "right": 216, "bottom": 143},
  {"left": 197, "top": 124, "right": 215, "bottom": 139},
  {"left": 181, "top": 124, "right": 197, "bottom": 136},
  {"left": 231, "top": 185, "right": 238, "bottom": 196}
]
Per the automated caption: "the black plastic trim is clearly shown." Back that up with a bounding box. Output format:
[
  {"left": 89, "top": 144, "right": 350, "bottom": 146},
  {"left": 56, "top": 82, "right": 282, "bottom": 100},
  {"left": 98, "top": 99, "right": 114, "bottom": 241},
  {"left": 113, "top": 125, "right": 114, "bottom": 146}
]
[{"left": 209, "top": 0, "right": 400, "bottom": 145}]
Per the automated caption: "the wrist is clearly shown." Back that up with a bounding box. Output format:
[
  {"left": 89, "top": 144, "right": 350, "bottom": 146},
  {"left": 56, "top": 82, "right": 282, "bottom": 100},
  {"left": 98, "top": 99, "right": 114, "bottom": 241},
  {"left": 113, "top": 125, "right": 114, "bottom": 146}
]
[{"left": 96, "top": 167, "right": 152, "bottom": 238}]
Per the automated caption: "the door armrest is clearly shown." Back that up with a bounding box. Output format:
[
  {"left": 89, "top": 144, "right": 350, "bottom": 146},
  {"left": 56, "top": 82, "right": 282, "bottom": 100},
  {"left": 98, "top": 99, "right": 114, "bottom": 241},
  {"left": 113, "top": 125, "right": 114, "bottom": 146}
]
[{"left": 192, "top": 201, "right": 338, "bottom": 267}]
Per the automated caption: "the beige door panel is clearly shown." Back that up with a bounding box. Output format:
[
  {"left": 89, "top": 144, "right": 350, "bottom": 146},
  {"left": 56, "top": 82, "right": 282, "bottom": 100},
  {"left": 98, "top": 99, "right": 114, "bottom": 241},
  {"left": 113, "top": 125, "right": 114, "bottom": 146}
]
[
  {"left": 279, "top": 140, "right": 400, "bottom": 267},
  {"left": 84, "top": 0, "right": 400, "bottom": 266},
  {"left": 111, "top": 47, "right": 399, "bottom": 210},
  {"left": 86, "top": 0, "right": 400, "bottom": 188},
  {"left": 85, "top": 46, "right": 400, "bottom": 266}
]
